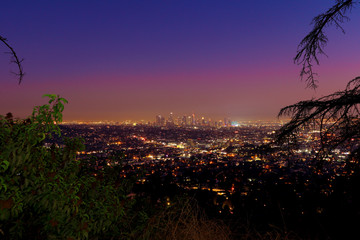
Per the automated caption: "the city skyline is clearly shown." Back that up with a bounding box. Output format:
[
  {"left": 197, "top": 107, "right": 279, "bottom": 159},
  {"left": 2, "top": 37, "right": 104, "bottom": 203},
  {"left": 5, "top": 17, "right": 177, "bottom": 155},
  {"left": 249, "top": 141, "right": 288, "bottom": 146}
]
[
  {"left": 61, "top": 111, "right": 286, "bottom": 126},
  {"left": 1, "top": 1, "right": 360, "bottom": 122}
]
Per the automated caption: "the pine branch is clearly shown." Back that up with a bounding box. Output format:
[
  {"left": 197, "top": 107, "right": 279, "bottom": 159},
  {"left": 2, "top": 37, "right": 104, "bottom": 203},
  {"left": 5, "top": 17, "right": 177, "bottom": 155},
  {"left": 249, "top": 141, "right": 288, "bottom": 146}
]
[
  {"left": 277, "top": 76, "right": 360, "bottom": 159},
  {"left": 294, "top": 0, "right": 356, "bottom": 88}
]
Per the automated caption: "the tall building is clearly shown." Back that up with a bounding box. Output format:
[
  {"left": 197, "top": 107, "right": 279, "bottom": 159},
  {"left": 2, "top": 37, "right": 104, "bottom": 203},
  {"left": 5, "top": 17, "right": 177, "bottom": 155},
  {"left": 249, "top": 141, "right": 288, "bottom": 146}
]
[
  {"left": 168, "top": 112, "right": 174, "bottom": 123},
  {"left": 208, "top": 118, "right": 213, "bottom": 127},
  {"left": 181, "top": 115, "right": 187, "bottom": 126},
  {"left": 224, "top": 117, "right": 231, "bottom": 127},
  {"left": 167, "top": 112, "right": 175, "bottom": 127},
  {"left": 201, "top": 117, "right": 206, "bottom": 126},
  {"left": 176, "top": 116, "right": 182, "bottom": 126},
  {"left": 156, "top": 115, "right": 165, "bottom": 126},
  {"left": 187, "top": 116, "right": 192, "bottom": 126},
  {"left": 218, "top": 120, "right": 223, "bottom": 127}
]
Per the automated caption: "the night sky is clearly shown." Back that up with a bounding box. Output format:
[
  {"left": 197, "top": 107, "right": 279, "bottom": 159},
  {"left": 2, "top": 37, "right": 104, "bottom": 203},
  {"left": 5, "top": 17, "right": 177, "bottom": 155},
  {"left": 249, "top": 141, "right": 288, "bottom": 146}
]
[{"left": 1, "top": 1, "right": 359, "bottom": 122}]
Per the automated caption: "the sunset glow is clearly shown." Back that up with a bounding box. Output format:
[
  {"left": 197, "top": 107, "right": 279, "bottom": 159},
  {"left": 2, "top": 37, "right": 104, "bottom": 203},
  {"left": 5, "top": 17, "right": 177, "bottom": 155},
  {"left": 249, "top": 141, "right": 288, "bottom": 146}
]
[{"left": 1, "top": 0, "right": 359, "bottom": 122}]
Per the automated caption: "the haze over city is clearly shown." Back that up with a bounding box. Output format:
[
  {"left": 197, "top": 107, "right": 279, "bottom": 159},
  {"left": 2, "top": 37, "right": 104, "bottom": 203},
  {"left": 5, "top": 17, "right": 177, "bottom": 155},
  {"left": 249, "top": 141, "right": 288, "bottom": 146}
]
[{"left": 1, "top": 0, "right": 360, "bottom": 121}]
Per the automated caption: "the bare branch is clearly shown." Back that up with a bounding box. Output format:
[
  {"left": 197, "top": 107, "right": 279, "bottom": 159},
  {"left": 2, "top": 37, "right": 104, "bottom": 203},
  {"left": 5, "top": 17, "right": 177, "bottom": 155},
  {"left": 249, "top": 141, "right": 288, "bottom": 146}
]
[
  {"left": 294, "top": 0, "right": 356, "bottom": 88},
  {"left": 0, "top": 35, "right": 24, "bottom": 84}
]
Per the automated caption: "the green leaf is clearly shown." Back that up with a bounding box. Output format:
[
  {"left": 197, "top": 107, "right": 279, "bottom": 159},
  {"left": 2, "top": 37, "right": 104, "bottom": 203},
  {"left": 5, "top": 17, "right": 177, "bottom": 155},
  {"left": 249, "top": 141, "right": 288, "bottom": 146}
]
[
  {"left": 59, "top": 98, "right": 68, "bottom": 104},
  {"left": 1, "top": 160, "right": 10, "bottom": 171},
  {"left": 42, "top": 94, "right": 57, "bottom": 100}
]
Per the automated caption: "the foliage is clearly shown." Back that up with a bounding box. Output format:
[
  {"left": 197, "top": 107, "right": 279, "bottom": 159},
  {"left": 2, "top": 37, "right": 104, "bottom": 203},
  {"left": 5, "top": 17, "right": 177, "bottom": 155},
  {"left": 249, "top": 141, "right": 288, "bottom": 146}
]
[
  {"left": 0, "top": 95, "right": 135, "bottom": 239},
  {"left": 277, "top": 77, "right": 360, "bottom": 161},
  {"left": 277, "top": 0, "right": 360, "bottom": 166},
  {"left": 295, "top": 0, "right": 356, "bottom": 88}
]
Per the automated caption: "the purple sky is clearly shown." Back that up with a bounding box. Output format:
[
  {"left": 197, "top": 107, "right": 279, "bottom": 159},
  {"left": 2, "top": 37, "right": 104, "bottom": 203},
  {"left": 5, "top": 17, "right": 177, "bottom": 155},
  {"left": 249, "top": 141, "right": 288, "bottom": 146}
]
[{"left": 1, "top": 1, "right": 359, "bottom": 122}]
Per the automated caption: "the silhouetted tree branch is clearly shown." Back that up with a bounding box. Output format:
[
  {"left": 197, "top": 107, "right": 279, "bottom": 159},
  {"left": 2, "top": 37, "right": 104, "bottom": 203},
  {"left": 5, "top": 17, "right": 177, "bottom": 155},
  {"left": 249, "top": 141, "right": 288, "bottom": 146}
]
[
  {"left": 277, "top": 77, "right": 360, "bottom": 160},
  {"left": 276, "top": 1, "right": 360, "bottom": 166},
  {"left": 0, "top": 34, "right": 24, "bottom": 84},
  {"left": 295, "top": 0, "right": 356, "bottom": 88}
]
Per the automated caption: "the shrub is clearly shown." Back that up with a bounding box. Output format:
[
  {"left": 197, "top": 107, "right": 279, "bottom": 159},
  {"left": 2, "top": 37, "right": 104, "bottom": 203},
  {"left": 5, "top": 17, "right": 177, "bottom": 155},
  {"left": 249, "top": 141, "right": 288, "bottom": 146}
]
[
  {"left": 0, "top": 95, "right": 134, "bottom": 239},
  {"left": 139, "top": 196, "right": 232, "bottom": 240}
]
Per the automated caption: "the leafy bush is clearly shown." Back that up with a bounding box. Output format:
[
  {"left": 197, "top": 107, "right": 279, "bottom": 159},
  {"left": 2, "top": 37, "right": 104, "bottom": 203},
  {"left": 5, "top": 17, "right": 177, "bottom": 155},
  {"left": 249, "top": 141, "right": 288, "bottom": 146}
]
[{"left": 0, "top": 95, "right": 135, "bottom": 239}]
